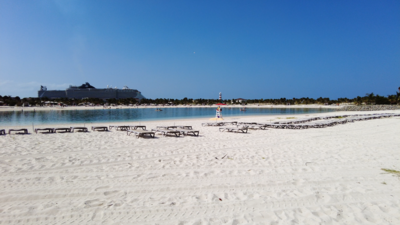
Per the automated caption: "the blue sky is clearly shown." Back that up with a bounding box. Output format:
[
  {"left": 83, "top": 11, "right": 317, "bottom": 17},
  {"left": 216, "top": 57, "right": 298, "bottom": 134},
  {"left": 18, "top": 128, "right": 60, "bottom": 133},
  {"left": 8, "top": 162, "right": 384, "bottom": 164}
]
[{"left": 0, "top": 0, "right": 399, "bottom": 99}]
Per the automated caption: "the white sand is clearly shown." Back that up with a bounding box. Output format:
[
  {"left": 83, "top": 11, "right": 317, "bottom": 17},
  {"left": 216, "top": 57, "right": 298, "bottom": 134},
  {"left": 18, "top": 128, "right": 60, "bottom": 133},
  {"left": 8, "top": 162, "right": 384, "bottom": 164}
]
[{"left": 0, "top": 110, "right": 399, "bottom": 224}]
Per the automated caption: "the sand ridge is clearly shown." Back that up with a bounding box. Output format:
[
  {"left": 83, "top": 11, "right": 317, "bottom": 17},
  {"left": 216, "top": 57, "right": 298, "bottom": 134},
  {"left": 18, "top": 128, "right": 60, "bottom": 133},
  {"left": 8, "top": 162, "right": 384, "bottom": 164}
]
[{"left": 0, "top": 110, "right": 399, "bottom": 224}]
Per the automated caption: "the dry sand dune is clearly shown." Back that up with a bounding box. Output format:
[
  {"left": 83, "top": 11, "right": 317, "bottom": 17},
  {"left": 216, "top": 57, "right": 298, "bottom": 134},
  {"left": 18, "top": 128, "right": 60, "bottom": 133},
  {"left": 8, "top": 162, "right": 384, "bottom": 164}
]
[{"left": 0, "top": 111, "right": 399, "bottom": 224}]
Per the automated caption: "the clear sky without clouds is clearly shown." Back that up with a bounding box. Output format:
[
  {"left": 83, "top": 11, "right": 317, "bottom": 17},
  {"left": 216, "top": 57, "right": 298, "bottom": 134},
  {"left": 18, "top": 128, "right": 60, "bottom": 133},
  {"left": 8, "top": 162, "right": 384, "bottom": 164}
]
[{"left": 0, "top": 0, "right": 399, "bottom": 99}]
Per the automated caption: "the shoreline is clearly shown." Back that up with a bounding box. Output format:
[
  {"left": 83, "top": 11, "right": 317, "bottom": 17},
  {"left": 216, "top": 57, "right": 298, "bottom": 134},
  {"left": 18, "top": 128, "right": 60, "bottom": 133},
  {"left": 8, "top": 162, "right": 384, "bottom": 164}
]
[
  {"left": 1, "top": 109, "right": 398, "bottom": 129},
  {"left": 1, "top": 104, "right": 399, "bottom": 128},
  {"left": 0, "top": 107, "right": 339, "bottom": 128},
  {"left": 0, "top": 104, "right": 341, "bottom": 112}
]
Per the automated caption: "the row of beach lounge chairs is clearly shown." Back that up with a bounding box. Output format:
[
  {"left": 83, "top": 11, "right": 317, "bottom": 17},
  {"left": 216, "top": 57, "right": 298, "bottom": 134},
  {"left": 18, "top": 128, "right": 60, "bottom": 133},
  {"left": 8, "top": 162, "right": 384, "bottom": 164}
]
[
  {"left": 0, "top": 127, "right": 90, "bottom": 135},
  {"left": 127, "top": 125, "right": 200, "bottom": 138},
  {"left": 1, "top": 113, "right": 398, "bottom": 136},
  {"left": 202, "top": 121, "right": 237, "bottom": 126},
  {"left": 201, "top": 113, "right": 400, "bottom": 132},
  {"left": 1, "top": 128, "right": 29, "bottom": 135},
  {"left": 219, "top": 125, "right": 249, "bottom": 133},
  {"left": 0, "top": 124, "right": 200, "bottom": 139},
  {"left": 260, "top": 113, "right": 400, "bottom": 129},
  {"left": 201, "top": 121, "right": 251, "bottom": 134}
]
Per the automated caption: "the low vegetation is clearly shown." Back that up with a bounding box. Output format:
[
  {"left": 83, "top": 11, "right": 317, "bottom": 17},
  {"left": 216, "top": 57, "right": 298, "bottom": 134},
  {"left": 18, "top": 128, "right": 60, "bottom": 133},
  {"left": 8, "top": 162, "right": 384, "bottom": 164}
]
[
  {"left": 382, "top": 168, "right": 400, "bottom": 177},
  {"left": 1, "top": 88, "right": 399, "bottom": 107}
]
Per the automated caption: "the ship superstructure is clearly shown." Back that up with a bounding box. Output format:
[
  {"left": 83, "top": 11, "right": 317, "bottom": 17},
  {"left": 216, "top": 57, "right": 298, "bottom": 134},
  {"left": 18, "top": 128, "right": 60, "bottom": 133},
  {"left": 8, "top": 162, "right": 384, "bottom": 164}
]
[{"left": 38, "top": 82, "right": 145, "bottom": 100}]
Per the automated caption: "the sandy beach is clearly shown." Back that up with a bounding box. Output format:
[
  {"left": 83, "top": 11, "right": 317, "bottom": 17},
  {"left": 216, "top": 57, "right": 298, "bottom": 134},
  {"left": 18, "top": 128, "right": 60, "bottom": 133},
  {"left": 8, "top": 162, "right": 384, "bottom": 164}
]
[{"left": 0, "top": 110, "right": 399, "bottom": 224}]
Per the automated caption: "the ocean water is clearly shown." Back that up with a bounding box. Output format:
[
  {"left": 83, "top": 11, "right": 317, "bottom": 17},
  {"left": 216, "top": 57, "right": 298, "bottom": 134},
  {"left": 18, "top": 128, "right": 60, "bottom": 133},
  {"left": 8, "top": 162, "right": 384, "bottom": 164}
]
[{"left": 0, "top": 107, "right": 335, "bottom": 126}]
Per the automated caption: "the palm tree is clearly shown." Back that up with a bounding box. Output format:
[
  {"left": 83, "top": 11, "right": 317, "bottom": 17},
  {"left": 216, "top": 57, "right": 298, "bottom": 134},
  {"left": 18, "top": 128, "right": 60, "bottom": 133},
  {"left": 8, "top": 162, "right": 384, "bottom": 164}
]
[
  {"left": 396, "top": 87, "right": 400, "bottom": 103},
  {"left": 387, "top": 95, "right": 397, "bottom": 105},
  {"left": 354, "top": 96, "right": 362, "bottom": 105},
  {"left": 365, "top": 93, "right": 375, "bottom": 105}
]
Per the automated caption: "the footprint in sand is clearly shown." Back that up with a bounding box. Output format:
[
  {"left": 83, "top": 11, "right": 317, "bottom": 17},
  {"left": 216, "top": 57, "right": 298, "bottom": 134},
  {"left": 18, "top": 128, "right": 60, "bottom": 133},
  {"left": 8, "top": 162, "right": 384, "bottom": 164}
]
[
  {"left": 104, "top": 190, "right": 120, "bottom": 196},
  {"left": 84, "top": 199, "right": 105, "bottom": 208},
  {"left": 95, "top": 186, "right": 111, "bottom": 191}
]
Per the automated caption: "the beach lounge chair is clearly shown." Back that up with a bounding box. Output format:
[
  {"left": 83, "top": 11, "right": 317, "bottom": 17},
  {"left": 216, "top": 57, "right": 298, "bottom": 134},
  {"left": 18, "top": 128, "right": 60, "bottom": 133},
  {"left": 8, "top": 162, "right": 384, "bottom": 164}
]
[
  {"left": 35, "top": 128, "right": 55, "bottom": 134},
  {"left": 156, "top": 125, "right": 178, "bottom": 130},
  {"left": 173, "top": 129, "right": 200, "bottom": 136},
  {"left": 70, "top": 127, "right": 88, "bottom": 132},
  {"left": 219, "top": 126, "right": 248, "bottom": 133},
  {"left": 288, "top": 124, "right": 309, "bottom": 129},
  {"left": 176, "top": 125, "right": 193, "bottom": 130},
  {"left": 54, "top": 128, "right": 71, "bottom": 133},
  {"left": 91, "top": 126, "right": 108, "bottom": 131},
  {"left": 127, "top": 130, "right": 155, "bottom": 138},
  {"left": 0, "top": 129, "right": 5, "bottom": 135},
  {"left": 237, "top": 122, "right": 258, "bottom": 125},
  {"left": 109, "top": 125, "right": 130, "bottom": 131},
  {"left": 201, "top": 122, "right": 224, "bottom": 126},
  {"left": 302, "top": 120, "right": 339, "bottom": 128},
  {"left": 151, "top": 129, "right": 181, "bottom": 137},
  {"left": 246, "top": 124, "right": 267, "bottom": 130},
  {"left": 222, "top": 121, "right": 237, "bottom": 125},
  {"left": 8, "top": 129, "right": 28, "bottom": 134},
  {"left": 130, "top": 125, "right": 147, "bottom": 130},
  {"left": 265, "top": 123, "right": 288, "bottom": 129}
]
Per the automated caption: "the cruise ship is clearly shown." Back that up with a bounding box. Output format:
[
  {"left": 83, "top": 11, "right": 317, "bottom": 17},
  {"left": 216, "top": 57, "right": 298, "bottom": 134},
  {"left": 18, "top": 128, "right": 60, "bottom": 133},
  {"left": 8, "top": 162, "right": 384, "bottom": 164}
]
[{"left": 38, "top": 82, "right": 145, "bottom": 100}]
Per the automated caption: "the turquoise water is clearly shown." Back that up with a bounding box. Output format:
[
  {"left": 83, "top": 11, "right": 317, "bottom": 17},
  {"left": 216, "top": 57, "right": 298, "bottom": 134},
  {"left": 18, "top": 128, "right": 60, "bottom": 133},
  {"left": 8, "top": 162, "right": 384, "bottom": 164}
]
[{"left": 0, "top": 107, "right": 335, "bottom": 126}]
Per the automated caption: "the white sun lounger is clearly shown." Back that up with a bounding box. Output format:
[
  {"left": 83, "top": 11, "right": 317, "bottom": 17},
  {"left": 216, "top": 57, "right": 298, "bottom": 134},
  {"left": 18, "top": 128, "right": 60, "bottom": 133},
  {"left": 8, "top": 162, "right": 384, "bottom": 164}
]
[
  {"left": 91, "top": 126, "right": 109, "bottom": 131},
  {"left": 127, "top": 130, "right": 155, "bottom": 138},
  {"left": 8, "top": 129, "right": 29, "bottom": 134},
  {"left": 109, "top": 125, "right": 130, "bottom": 131},
  {"left": 156, "top": 126, "right": 178, "bottom": 130},
  {"left": 246, "top": 124, "right": 267, "bottom": 130},
  {"left": 173, "top": 129, "right": 200, "bottom": 136},
  {"left": 35, "top": 128, "right": 55, "bottom": 134},
  {"left": 151, "top": 129, "right": 181, "bottom": 137},
  {"left": 130, "top": 125, "right": 147, "bottom": 130},
  {"left": 176, "top": 125, "right": 193, "bottom": 130},
  {"left": 219, "top": 126, "right": 248, "bottom": 133},
  {"left": 70, "top": 127, "right": 88, "bottom": 132},
  {"left": 201, "top": 122, "right": 224, "bottom": 127},
  {"left": 54, "top": 127, "right": 71, "bottom": 133}
]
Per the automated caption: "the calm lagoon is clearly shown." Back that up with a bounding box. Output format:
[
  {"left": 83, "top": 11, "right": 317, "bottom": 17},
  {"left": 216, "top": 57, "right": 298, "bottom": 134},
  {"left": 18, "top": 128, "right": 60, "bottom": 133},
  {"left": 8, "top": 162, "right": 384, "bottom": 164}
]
[{"left": 0, "top": 107, "right": 335, "bottom": 126}]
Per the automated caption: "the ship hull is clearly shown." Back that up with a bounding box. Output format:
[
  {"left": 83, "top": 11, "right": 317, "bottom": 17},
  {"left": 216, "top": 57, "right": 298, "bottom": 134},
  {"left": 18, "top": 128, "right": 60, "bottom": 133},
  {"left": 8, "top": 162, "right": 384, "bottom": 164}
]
[{"left": 38, "top": 89, "right": 144, "bottom": 100}]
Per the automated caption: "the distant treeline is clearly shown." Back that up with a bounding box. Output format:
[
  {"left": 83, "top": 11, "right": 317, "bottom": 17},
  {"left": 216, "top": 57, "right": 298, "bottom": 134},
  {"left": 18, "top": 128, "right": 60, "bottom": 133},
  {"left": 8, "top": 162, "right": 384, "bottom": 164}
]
[
  {"left": 140, "top": 93, "right": 399, "bottom": 105},
  {"left": 0, "top": 91, "right": 399, "bottom": 106}
]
